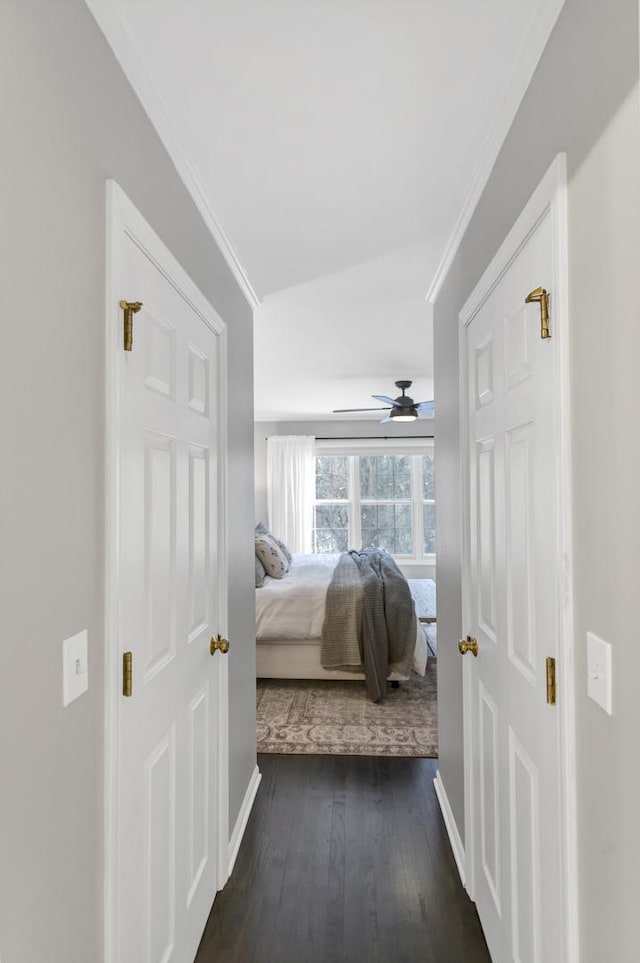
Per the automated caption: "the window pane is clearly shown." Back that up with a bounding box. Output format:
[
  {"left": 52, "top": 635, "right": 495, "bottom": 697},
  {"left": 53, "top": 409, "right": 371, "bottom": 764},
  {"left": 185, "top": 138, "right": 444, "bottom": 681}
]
[
  {"left": 422, "top": 453, "right": 435, "bottom": 499},
  {"left": 360, "top": 455, "right": 411, "bottom": 499},
  {"left": 423, "top": 503, "right": 436, "bottom": 554},
  {"left": 313, "top": 504, "right": 349, "bottom": 553},
  {"left": 361, "top": 504, "right": 412, "bottom": 554},
  {"left": 316, "top": 456, "right": 349, "bottom": 500}
]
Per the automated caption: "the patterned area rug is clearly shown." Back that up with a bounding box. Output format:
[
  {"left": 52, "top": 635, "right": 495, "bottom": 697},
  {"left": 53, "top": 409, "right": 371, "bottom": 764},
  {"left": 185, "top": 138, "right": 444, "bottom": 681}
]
[{"left": 256, "top": 660, "right": 437, "bottom": 757}]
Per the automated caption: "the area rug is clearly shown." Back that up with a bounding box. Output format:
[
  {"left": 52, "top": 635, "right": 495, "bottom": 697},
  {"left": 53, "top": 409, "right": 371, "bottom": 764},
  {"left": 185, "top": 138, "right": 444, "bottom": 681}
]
[{"left": 256, "top": 660, "right": 437, "bottom": 757}]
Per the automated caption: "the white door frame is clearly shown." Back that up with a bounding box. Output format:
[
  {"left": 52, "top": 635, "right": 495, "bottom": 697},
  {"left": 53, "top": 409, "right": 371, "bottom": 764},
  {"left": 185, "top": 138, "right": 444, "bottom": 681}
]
[
  {"left": 103, "top": 181, "right": 230, "bottom": 963},
  {"left": 458, "top": 154, "right": 579, "bottom": 960}
]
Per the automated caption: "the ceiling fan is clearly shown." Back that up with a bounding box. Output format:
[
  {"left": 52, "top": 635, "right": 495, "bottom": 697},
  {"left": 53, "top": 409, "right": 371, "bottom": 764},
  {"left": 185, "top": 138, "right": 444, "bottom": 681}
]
[{"left": 333, "top": 380, "right": 434, "bottom": 423}]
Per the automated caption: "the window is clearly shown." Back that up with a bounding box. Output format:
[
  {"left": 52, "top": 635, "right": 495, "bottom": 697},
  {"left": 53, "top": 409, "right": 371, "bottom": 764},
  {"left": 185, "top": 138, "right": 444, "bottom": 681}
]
[
  {"left": 360, "top": 454, "right": 413, "bottom": 554},
  {"left": 314, "top": 455, "right": 350, "bottom": 552},
  {"left": 312, "top": 444, "right": 436, "bottom": 559},
  {"left": 422, "top": 451, "right": 436, "bottom": 554}
]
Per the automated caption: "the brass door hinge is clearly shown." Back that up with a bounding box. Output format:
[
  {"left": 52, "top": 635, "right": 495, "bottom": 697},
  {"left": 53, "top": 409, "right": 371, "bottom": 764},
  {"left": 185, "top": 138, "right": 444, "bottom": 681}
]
[
  {"left": 546, "top": 656, "right": 556, "bottom": 705},
  {"left": 123, "top": 651, "right": 133, "bottom": 697},
  {"left": 120, "top": 300, "right": 143, "bottom": 351},
  {"left": 525, "top": 286, "right": 550, "bottom": 339}
]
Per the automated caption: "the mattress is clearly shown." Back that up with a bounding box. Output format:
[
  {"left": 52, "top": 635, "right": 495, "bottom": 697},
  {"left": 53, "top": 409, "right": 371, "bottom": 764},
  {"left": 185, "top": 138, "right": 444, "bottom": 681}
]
[{"left": 255, "top": 553, "right": 428, "bottom": 679}]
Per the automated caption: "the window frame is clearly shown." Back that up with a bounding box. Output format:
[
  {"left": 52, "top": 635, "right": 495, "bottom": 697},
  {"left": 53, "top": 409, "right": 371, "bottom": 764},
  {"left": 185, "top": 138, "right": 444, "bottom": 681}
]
[{"left": 313, "top": 438, "right": 436, "bottom": 563}]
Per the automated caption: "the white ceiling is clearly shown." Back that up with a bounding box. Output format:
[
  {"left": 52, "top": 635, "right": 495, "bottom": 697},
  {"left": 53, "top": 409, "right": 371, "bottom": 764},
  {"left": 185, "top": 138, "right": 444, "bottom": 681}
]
[
  {"left": 255, "top": 242, "right": 439, "bottom": 420},
  {"left": 88, "top": 0, "right": 564, "bottom": 421}
]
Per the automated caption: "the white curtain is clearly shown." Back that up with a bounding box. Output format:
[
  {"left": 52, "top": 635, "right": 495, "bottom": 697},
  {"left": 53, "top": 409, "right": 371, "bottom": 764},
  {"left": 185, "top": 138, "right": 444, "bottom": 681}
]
[{"left": 267, "top": 435, "right": 315, "bottom": 554}]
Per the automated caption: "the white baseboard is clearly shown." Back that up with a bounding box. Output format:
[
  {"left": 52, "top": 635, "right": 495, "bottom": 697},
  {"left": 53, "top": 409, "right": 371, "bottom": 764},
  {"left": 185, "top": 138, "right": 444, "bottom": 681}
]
[
  {"left": 433, "top": 770, "right": 466, "bottom": 888},
  {"left": 227, "top": 764, "right": 262, "bottom": 880}
]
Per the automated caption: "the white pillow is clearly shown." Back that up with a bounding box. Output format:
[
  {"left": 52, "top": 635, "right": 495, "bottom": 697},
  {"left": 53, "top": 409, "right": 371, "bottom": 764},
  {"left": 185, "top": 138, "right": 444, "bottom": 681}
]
[{"left": 255, "top": 533, "right": 288, "bottom": 579}]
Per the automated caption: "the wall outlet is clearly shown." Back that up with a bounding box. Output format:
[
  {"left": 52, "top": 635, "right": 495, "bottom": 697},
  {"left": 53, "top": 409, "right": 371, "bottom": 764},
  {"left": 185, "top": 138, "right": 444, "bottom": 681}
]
[
  {"left": 62, "top": 630, "right": 89, "bottom": 707},
  {"left": 587, "top": 631, "right": 612, "bottom": 715}
]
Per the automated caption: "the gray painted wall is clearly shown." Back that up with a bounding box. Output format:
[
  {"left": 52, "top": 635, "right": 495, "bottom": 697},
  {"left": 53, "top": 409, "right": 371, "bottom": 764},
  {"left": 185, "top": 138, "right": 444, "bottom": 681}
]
[
  {"left": 433, "top": 0, "right": 640, "bottom": 957},
  {"left": 0, "top": 3, "right": 256, "bottom": 961}
]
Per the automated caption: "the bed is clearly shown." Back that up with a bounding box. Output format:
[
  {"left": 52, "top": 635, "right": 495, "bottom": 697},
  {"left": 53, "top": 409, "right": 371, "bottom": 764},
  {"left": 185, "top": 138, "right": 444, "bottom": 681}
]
[{"left": 255, "top": 552, "right": 429, "bottom": 686}]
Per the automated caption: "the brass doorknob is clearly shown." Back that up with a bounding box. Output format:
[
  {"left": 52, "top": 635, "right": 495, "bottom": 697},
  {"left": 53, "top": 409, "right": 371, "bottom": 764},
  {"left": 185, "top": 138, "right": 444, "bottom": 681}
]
[
  {"left": 210, "top": 634, "right": 230, "bottom": 655},
  {"left": 458, "top": 636, "right": 479, "bottom": 657}
]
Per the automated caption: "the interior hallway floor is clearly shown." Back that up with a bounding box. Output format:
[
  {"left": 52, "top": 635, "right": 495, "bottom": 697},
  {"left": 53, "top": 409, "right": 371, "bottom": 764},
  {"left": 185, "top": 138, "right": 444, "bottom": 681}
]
[{"left": 196, "top": 754, "right": 490, "bottom": 963}]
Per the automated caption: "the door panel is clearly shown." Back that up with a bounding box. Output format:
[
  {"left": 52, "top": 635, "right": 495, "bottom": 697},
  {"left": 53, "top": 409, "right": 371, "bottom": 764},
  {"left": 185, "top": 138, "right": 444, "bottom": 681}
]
[
  {"left": 188, "top": 344, "right": 210, "bottom": 415},
  {"left": 145, "top": 729, "right": 176, "bottom": 963},
  {"left": 504, "top": 299, "right": 532, "bottom": 391},
  {"left": 479, "top": 682, "right": 501, "bottom": 915},
  {"left": 187, "top": 683, "right": 210, "bottom": 906},
  {"left": 505, "top": 424, "right": 536, "bottom": 681},
  {"left": 508, "top": 728, "right": 540, "bottom": 963},
  {"left": 188, "top": 445, "right": 210, "bottom": 641},
  {"left": 144, "top": 309, "right": 176, "bottom": 398},
  {"left": 474, "top": 336, "right": 495, "bottom": 408},
  {"left": 144, "top": 432, "right": 176, "bottom": 676},
  {"left": 476, "top": 438, "right": 498, "bottom": 642}
]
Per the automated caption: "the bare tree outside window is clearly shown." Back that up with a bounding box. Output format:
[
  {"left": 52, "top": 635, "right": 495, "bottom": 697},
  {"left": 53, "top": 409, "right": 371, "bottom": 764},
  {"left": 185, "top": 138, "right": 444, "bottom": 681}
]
[
  {"left": 360, "top": 455, "right": 412, "bottom": 554},
  {"left": 312, "top": 449, "right": 436, "bottom": 559},
  {"left": 313, "top": 456, "right": 350, "bottom": 552},
  {"left": 423, "top": 452, "right": 436, "bottom": 554}
]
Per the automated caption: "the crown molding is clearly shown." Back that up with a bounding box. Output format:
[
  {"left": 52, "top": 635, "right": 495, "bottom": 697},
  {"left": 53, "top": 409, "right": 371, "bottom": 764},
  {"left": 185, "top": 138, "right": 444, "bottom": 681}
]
[
  {"left": 85, "top": 0, "right": 261, "bottom": 310},
  {"left": 425, "top": 0, "right": 567, "bottom": 305}
]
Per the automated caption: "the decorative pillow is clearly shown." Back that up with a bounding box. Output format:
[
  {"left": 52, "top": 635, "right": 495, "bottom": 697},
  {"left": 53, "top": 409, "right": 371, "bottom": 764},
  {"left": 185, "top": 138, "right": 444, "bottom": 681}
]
[
  {"left": 255, "top": 555, "right": 267, "bottom": 588},
  {"left": 255, "top": 522, "right": 292, "bottom": 568},
  {"left": 268, "top": 531, "right": 292, "bottom": 567},
  {"left": 255, "top": 533, "right": 288, "bottom": 579}
]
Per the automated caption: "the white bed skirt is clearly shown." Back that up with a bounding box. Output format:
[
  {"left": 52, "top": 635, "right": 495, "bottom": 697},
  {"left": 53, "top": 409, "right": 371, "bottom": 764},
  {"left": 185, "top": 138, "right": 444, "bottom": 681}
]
[{"left": 256, "top": 622, "right": 428, "bottom": 682}]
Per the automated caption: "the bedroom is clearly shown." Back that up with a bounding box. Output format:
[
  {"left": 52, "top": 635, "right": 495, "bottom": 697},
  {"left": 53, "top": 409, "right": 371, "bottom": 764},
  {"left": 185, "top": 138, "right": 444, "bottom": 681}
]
[{"left": 252, "top": 416, "right": 438, "bottom": 724}]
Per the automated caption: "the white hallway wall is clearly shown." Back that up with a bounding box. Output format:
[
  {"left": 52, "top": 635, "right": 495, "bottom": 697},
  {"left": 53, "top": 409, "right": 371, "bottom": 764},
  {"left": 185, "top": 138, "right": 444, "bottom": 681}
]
[
  {"left": 433, "top": 0, "right": 640, "bottom": 958},
  {"left": 0, "top": 3, "right": 257, "bottom": 961}
]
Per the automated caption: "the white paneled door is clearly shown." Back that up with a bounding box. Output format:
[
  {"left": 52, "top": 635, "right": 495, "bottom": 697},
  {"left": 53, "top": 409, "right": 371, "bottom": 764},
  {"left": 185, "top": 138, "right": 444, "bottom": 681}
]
[
  {"left": 461, "top": 161, "right": 575, "bottom": 962},
  {"left": 107, "top": 185, "right": 228, "bottom": 963}
]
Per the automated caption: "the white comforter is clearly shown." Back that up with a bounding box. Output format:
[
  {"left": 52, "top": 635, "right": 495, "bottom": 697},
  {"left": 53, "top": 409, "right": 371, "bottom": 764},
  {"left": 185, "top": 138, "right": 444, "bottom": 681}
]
[
  {"left": 256, "top": 553, "right": 340, "bottom": 640},
  {"left": 255, "top": 553, "right": 428, "bottom": 676}
]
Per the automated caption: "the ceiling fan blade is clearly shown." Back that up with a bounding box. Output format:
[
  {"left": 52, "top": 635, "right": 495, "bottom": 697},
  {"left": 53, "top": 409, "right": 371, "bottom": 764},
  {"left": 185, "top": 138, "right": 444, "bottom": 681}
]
[
  {"left": 332, "top": 406, "right": 391, "bottom": 413},
  {"left": 379, "top": 413, "right": 393, "bottom": 424},
  {"left": 416, "top": 400, "right": 435, "bottom": 416},
  {"left": 372, "top": 394, "right": 397, "bottom": 405}
]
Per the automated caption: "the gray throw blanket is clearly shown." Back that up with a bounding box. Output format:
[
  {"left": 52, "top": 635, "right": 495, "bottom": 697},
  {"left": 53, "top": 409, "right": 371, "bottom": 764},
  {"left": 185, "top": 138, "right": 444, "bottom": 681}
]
[{"left": 320, "top": 548, "right": 416, "bottom": 702}]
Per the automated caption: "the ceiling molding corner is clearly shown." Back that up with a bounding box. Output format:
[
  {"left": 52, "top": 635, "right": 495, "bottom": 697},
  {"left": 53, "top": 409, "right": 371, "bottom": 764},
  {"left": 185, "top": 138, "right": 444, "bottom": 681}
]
[
  {"left": 425, "top": 0, "right": 567, "bottom": 306},
  {"left": 85, "top": 0, "right": 261, "bottom": 310}
]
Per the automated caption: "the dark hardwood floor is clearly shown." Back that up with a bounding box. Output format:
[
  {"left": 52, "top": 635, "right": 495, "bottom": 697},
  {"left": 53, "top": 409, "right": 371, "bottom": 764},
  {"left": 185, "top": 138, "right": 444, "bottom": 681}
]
[{"left": 196, "top": 754, "right": 490, "bottom": 963}]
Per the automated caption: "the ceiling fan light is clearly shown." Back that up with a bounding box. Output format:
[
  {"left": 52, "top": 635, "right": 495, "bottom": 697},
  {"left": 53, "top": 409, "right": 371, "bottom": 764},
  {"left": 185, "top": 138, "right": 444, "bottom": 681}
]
[{"left": 390, "top": 407, "right": 418, "bottom": 422}]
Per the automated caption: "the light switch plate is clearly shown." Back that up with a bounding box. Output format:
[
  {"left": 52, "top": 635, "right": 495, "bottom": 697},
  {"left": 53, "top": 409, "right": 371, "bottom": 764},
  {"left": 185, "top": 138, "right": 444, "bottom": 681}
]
[
  {"left": 587, "top": 631, "right": 612, "bottom": 714},
  {"left": 62, "top": 630, "right": 89, "bottom": 707}
]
